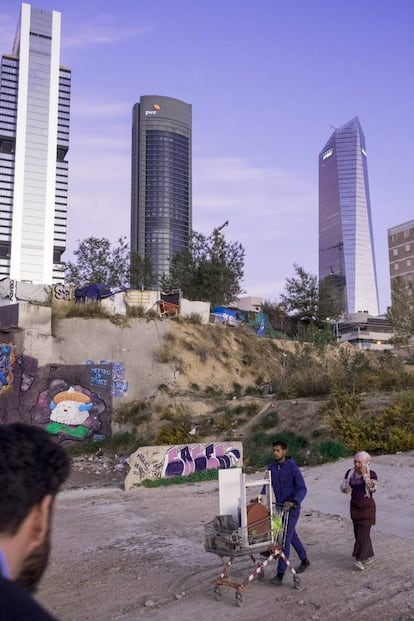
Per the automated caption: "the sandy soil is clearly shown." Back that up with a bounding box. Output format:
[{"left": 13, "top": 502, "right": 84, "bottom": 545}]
[{"left": 37, "top": 452, "right": 414, "bottom": 621}]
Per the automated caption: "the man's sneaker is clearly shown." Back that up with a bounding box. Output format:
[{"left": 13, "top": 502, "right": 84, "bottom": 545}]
[
  {"left": 269, "top": 573, "right": 284, "bottom": 586},
  {"left": 364, "top": 557, "right": 375, "bottom": 565},
  {"left": 353, "top": 560, "right": 365, "bottom": 571},
  {"left": 295, "top": 558, "right": 310, "bottom": 574}
]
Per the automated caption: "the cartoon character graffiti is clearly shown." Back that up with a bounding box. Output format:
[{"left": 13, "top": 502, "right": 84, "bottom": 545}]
[{"left": 46, "top": 386, "right": 93, "bottom": 440}]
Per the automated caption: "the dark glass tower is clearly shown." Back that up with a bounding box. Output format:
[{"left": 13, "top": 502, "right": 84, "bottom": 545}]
[
  {"left": 130, "top": 95, "right": 192, "bottom": 286},
  {"left": 319, "top": 117, "right": 379, "bottom": 316}
]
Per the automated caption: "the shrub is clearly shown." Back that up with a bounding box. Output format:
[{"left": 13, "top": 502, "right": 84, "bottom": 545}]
[
  {"left": 260, "top": 409, "right": 279, "bottom": 429},
  {"left": 315, "top": 440, "right": 349, "bottom": 461},
  {"left": 183, "top": 313, "right": 203, "bottom": 325},
  {"left": 154, "top": 403, "right": 193, "bottom": 444},
  {"left": 321, "top": 390, "right": 414, "bottom": 454},
  {"left": 114, "top": 400, "right": 152, "bottom": 434}
]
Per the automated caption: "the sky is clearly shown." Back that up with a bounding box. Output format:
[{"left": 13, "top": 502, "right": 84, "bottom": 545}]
[{"left": 1, "top": 0, "right": 414, "bottom": 313}]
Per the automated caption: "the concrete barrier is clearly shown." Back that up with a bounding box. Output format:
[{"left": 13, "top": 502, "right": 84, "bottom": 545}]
[{"left": 125, "top": 441, "right": 243, "bottom": 489}]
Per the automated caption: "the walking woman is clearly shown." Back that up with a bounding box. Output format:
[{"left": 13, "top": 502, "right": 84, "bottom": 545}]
[{"left": 340, "top": 451, "right": 377, "bottom": 570}]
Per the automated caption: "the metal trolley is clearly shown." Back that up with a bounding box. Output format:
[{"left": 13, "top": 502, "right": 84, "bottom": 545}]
[{"left": 204, "top": 470, "right": 300, "bottom": 607}]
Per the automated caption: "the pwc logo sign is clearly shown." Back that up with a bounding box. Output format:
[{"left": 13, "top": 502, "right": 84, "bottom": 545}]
[{"left": 145, "top": 103, "right": 160, "bottom": 116}]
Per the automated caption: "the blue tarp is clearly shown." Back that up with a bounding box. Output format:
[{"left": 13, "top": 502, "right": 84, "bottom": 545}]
[{"left": 75, "top": 283, "right": 113, "bottom": 303}]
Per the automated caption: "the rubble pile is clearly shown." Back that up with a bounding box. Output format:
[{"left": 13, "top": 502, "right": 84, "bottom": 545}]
[{"left": 70, "top": 454, "right": 129, "bottom": 478}]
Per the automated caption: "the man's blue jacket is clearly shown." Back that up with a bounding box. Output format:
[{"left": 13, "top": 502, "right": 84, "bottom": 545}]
[{"left": 267, "top": 457, "right": 307, "bottom": 507}]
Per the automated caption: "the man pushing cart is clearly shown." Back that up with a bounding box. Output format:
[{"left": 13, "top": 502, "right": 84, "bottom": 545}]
[{"left": 204, "top": 438, "right": 310, "bottom": 606}]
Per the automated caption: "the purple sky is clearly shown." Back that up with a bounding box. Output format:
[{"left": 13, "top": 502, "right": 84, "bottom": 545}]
[{"left": 1, "top": 0, "right": 414, "bottom": 312}]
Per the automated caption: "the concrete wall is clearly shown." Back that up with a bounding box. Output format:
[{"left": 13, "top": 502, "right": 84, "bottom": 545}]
[
  {"left": 125, "top": 441, "right": 243, "bottom": 488},
  {"left": 180, "top": 298, "right": 210, "bottom": 323},
  {"left": 0, "top": 306, "right": 177, "bottom": 441}
]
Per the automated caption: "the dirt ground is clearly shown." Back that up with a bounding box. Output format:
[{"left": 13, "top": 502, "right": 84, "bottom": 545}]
[{"left": 37, "top": 453, "right": 414, "bottom": 621}]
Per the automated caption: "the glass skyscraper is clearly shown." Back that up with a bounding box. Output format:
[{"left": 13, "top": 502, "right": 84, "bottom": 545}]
[
  {"left": 0, "top": 3, "right": 70, "bottom": 284},
  {"left": 319, "top": 117, "right": 379, "bottom": 316},
  {"left": 130, "top": 95, "right": 192, "bottom": 286}
]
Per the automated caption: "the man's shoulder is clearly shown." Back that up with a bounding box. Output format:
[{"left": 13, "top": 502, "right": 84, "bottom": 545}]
[{"left": 0, "top": 576, "right": 57, "bottom": 621}]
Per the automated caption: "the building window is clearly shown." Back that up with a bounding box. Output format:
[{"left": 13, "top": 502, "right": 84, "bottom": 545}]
[
  {"left": 393, "top": 248, "right": 398, "bottom": 256},
  {"left": 394, "top": 263, "right": 399, "bottom": 271},
  {"left": 407, "top": 259, "right": 411, "bottom": 267},
  {"left": 406, "top": 244, "right": 410, "bottom": 252}
]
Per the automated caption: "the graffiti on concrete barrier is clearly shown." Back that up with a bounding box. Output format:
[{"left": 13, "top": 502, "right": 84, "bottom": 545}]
[{"left": 163, "top": 442, "right": 241, "bottom": 478}]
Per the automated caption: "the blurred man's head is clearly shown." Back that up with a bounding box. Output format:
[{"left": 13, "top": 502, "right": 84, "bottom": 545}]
[
  {"left": 272, "top": 439, "right": 287, "bottom": 462},
  {"left": 0, "top": 423, "right": 70, "bottom": 592}
]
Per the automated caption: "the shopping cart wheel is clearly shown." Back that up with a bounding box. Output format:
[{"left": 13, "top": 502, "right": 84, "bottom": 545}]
[
  {"left": 214, "top": 588, "right": 222, "bottom": 601},
  {"left": 235, "top": 591, "right": 243, "bottom": 607},
  {"left": 293, "top": 575, "right": 301, "bottom": 590},
  {"left": 257, "top": 569, "right": 265, "bottom": 581}
]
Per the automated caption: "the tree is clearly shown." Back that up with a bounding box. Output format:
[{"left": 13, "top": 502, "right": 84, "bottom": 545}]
[
  {"left": 160, "top": 228, "right": 245, "bottom": 307},
  {"left": 129, "top": 252, "right": 156, "bottom": 290},
  {"left": 387, "top": 276, "right": 414, "bottom": 343},
  {"left": 318, "top": 273, "right": 345, "bottom": 321},
  {"left": 280, "top": 264, "right": 319, "bottom": 323},
  {"left": 65, "top": 236, "right": 130, "bottom": 288}
]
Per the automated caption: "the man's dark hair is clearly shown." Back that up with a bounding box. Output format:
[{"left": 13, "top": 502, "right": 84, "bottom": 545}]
[
  {"left": 272, "top": 439, "right": 287, "bottom": 450},
  {"left": 0, "top": 423, "right": 71, "bottom": 535}
]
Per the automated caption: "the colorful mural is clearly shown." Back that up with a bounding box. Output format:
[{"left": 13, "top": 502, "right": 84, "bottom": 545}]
[
  {"left": 0, "top": 359, "right": 113, "bottom": 442},
  {"left": 125, "top": 442, "right": 243, "bottom": 489},
  {"left": 163, "top": 443, "right": 241, "bottom": 477},
  {"left": 0, "top": 343, "right": 16, "bottom": 394}
]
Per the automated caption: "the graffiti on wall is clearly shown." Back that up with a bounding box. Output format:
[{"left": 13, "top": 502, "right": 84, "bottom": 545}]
[
  {"left": 162, "top": 443, "right": 241, "bottom": 478},
  {"left": 16, "top": 354, "right": 37, "bottom": 392},
  {"left": 0, "top": 343, "right": 16, "bottom": 394},
  {"left": 53, "top": 283, "right": 71, "bottom": 300},
  {"left": 0, "top": 359, "right": 113, "bottom": 442},
  {"left": 85, "top": 359, "right": 128, "bottom": 398},
  {"left": 31, "top": 378, "right": 108, "bottom": 443},
  {"left": 126, "top": 442, "right": 243, "bottom": 488}
]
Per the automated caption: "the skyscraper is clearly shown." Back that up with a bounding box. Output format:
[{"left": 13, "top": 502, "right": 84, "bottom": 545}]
[
  {"left": 130, "top": 95, "right": 192, "bottom": 286},
  {"left": 319, "top": 117, "right": 379, "bottom": 316},
  {"left": 0, "top": 3, "right": 70, "bottom": 285}
]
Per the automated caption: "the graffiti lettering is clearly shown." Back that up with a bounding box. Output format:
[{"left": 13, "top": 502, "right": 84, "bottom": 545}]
[
  {"left": 9, "top": 280, "right": 16, "bottom": 303},
  {"left": 85, "top": 360, "right": 128, "bottom": 398},
  {"left": 162, "top": 443, "right": 241, "bottom": 478},
  {"left": 53, "top": 283, "right": 71, "bottom": 300},
  {"left": 89, "top": 366, "right": 111, "bottom": 388}
]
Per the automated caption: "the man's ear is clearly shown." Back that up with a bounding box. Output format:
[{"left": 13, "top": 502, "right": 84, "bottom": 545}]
[{"left": 26, "top": 495, "right": 53, "bottom": 551}]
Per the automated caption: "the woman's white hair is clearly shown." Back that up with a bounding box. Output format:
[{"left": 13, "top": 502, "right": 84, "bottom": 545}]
[{"left": 354, "top": 451, "right": 371, "bottom": 463}]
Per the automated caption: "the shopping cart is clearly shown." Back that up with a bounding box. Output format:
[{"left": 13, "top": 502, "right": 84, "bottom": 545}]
[{"left": 204, "top": 502, "right": 300, "bottom": 607}]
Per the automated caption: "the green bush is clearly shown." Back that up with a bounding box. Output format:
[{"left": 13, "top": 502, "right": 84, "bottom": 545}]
[
  {"left": 114, "top": 400, "right": 151, "bottom": 433},
  {"left": 315, "top": 440, "right": 349, "bottom": 461},
  {"left": 260, "top": 409, "right": 279, "bottom": 429},
  {"left": 322, "top": 390, "right": 414, "bottom": 454}
]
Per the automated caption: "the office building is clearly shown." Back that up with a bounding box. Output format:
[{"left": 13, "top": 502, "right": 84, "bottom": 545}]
[
  {"left": 319, "top": 116, "right": 379, "bottom": 316},
  {"left": 388, "top": 219, "right": 414, "bottom": 285},
  {"left": 0, "top": 3, "right": 70, "bottom": 284},
  {"left": 130, "top": 95, "right": 192, "bottom": 286}
]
